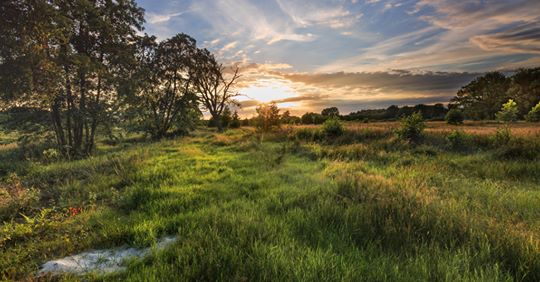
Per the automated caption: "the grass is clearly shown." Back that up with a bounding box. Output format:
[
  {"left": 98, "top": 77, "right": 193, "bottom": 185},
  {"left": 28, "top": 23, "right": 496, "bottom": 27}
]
[{"left": 1, "top": 122, "right": 539, "bottom": 281}]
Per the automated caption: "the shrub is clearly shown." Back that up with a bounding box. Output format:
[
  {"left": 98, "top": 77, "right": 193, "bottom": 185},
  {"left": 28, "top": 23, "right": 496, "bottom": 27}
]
[
  {"left": 396, "top": 112, "right": 425, "bottom": 143},
  {"left": 446, "top": 130, "right": 469, "bottom": 150},
  {"left": 496, "top": 99, "right": 518, "bottom": 122},
  {"left": 525, "top": 101, "right": 540, "bottom": 122},
  {"left": 322, "top": 118, "right": 344, "bottom": 137},
  {"left": 492, "top": 126, "right": 512, "bottom": 146},
  {"left": 445, "top": 109, "right": 464, "bottom": 125}
]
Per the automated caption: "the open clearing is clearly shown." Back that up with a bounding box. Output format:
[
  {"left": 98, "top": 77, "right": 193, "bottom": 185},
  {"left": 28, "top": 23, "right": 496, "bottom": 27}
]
[{"left": 1, "top": 123, "right": 540, "bottom": 281}]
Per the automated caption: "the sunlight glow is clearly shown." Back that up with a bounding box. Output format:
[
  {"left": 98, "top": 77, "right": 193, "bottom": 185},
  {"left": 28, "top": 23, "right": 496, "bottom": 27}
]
[{"left": 238, "top": 79, "right": 298, "bottom": 105}]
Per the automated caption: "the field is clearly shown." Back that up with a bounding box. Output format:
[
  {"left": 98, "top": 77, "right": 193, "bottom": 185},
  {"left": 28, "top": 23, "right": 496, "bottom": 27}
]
[{"left": 1, "top": 122, "right": 540, "bottom": 281}]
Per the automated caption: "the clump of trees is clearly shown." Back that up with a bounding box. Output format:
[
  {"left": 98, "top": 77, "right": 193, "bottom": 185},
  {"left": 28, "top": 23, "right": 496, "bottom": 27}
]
[
  {"left": 0, "top": 0, "right": 240, "bottom": 158},
  {"left": 343, "top": 104, "right": 447, "bottom": 122},
  {"left": 450, "top": 68, "right": 540, "bottom": 120}
]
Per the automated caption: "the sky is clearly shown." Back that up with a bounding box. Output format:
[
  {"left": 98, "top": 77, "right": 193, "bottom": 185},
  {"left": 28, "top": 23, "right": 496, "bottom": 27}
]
[{"left": 136, "top": 0, "right": 540, "bottom": 116}]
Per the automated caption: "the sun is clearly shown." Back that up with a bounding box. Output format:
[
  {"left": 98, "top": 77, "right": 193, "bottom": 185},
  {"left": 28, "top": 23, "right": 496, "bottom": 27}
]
[{"left": 238, "top": 79, "right": 298, "bottom": 107}]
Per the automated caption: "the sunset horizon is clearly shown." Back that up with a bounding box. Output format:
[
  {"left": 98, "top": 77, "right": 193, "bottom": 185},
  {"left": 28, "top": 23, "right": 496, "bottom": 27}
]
[{"left": 137, "top": 0, "right": 540, "bottom": 115}]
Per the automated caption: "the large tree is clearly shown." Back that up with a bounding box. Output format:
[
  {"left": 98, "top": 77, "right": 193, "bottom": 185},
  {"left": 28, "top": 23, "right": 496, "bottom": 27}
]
[
  {"left": 193, "top": 49, "right": 241, "bottom": 132},
  {"left": 508, "top": 68, "right": 540, "bottom": 117},
  {"left": 450, "top": 72, "right": 509, "bottom": 120},
  {"left": 0, "top": 0, "right": 144, "bottom": 158},
  {"left": 131, "top": 34, "right": 200, "bottom": 139}
]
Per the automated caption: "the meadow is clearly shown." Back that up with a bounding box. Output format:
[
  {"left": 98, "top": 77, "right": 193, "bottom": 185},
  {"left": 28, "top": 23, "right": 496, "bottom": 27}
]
[{"left": 1, "top": 121, "right": 540, "bottom": 281}]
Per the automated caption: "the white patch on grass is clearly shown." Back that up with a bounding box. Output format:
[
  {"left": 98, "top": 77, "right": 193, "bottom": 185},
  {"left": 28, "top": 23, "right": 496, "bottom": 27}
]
[{"left": 38, "top": 236, "right": 177, "bottom": 275}]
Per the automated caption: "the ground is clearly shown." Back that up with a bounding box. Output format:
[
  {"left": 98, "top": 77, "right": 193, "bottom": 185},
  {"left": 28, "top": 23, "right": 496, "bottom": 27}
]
[{"left": 1, "top": 122, "right": 539, "bottom": 281}]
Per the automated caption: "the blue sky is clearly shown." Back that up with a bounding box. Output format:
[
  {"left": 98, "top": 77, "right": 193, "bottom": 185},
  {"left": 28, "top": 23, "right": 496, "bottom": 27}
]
[{"left": 136, "top": 0, "right": 540, "bottom": 115}]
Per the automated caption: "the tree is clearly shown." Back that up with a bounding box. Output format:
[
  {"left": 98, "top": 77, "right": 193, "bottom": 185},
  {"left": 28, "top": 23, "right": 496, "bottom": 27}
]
[
  {"left": 451, "top": 72, "right": 510, "bottom": 120},
  {"left": 445, "top": 109, "right": 464, "bottom": 125},
  {"left": 496, "top": 99, "right": 518, "bottom": 123},
  {"left": 508, "top": 68, "right": 540, "bottom": 117},
  {"left": 255, "top": 103, "right": 280, "bottom": 132},
  {"left": 301, "top": 112, "right": 325, "bottom": 124},
  {"left": 193, "top": 49, "right": 240, "bottom": 132},
  {"left": 525, "top": 101, "right": 540, "bottom": 122},
  {"left": 230, "top": 110, "right": 241, "bottom": 128},
  {"left": 221, "top": 106, "right": 232, "bottom": 129},
  {"left": 0, "top": 0, "right": 144, "bottom": 158},
  {"left": 321, "top": 107, "right": 339, "bottom": 117},
  {"left": 132, "top": 34, "right": 200, "bottom": 139}
]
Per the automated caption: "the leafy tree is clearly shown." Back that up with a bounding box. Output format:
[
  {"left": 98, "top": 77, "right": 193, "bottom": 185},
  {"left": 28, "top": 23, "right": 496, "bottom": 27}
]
[
  {"left": 321, "top": 107, "right": 339, "bottom": 117},
  {"left": 508, "top": 68, "right": 540, "bottom": 117},
  {"left": 525, "top": 101, "right": 540, "bottom": 122},
  {"left": 131, "top": 34, "right": 200, "bottom": 139},
  {"left": 193, "top": 49, "right": 240, "bottom": 132},
  {"left": 451, "top": 72, "right": 510, "bottom": 120},
  {"left": 0, "top": 0, "right": 144, "bottom": 158},
  {"left": 496, "top": 99, "right": 518, "bottom": 123},
  {"left": 256, "top": 103, "right": 280, "bottom": 132},
  {"left": 301, "top": 112, "right": 325, "bottom": 124},
  {"left": 396, "top": 112, "right": 425, "bottom": 143},
  {"left": 445, "top": 109, "right": 464, "bottom": 125}
]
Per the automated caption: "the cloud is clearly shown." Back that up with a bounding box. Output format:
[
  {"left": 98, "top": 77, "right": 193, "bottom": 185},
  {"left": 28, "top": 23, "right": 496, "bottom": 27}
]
[
  {"left": 146, "top": 11, "right": 186, "bottom": 24},
  {"left": 275, "top": 0, "right": 362, "bottom": 29},
  {"left": 470, "top": 22, "right": 540, "bottom": 54}
]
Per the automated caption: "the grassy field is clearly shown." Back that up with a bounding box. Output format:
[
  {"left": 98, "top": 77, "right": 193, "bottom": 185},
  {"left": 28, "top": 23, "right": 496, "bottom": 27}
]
[{"left": 1, "top": 122, "right": 540, "bottom": 281}]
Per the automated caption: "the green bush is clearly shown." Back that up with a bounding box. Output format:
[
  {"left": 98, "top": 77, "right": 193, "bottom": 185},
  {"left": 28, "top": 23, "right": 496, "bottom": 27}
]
[
  {"left": 322, "top": 118, "right": 344, "bottom": 137},
  {"left": 525, "top": 101, "right": 540, "bottom": 122},
  {"left": 492, "top": 126, "right": 512, "bottom": 146},
  {"left": 445, "top": 109, "right": 464, "bottom": 125},
  {"left": 496, "top": 99, "right": 519, "bottom": 122},
  {"left": 396, "top": 112, "right": 425, "bottom": 143},
  {"left": 446, "top": 130, "right": 469, "bottom": 150}
]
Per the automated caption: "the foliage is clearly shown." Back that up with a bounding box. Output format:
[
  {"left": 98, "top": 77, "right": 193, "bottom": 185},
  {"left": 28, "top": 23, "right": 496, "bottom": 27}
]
[
  {"left": 396, "top": 112, "right": 425, "bottom": 143},
  {"left": 230, "top": 111, "right": 241, "bottom": 128},
  {"left": 493, "top": 126, "right": 512, "bottom": 146},
  {"left": 131, "top": 34, "right": 201, "bottom": 139},
  {"left": 344, "top": 104, "right": 447, "bottom": 121},
  {"left": 496, "top": 99, "right": 519, "bottom": 123},
  {"left": 301, "top": 112, "right": 326, "bottom": 124},
  {"left": 0, "top": 0, "right": 145, "bottom": 158},
  {"left": 255, "top": 103, "right": 281, "bottom": 132},
  {"left": 445, "top": 109, "right": 464, "bottom": 125},
  {"left": 451, "top": 72, "right": 510, "bottom": 120},
  {"left": 322, "top": 118, "right": 344, "bottom": 137},
  {"left": 446, "top": 130, "right": 469, "bottom": 150},
  {"left": 221, "top": 106, "right": 232, "bottom": 129},
  {"left": 321, "top": 107, "right": 340, "bottom": 117},
  {"left": 507, "top": 68, "right": 540, "bottom": 117},
  {"left": 525, "top": 101, "right": 540, "bottom": 122}
]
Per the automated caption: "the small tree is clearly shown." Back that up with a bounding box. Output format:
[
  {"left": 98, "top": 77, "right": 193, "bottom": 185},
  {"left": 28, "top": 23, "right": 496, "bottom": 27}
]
[
  {"left": 496, "top": 99, "right": 518, "bottom": 122},
  {"left": 322, "top": 118, "right": 344, "bottom": 137},
  {"left": 230, "top": 111, "right": 241, "bottom": 128},
  {"left": 396, "top": 111, "right": 425, "bottom": 143},
  {"left": 445, "top": 109, "right": 464, "bottom": 125},
  {"left": 525, "top": 101, "right": 540, "bottom": 122},
  {"left": 221, "top": 106, "right": 232, "bottom": 129},
  {"left": 256, "top": 103, "right": 280, "bottom": 132}
]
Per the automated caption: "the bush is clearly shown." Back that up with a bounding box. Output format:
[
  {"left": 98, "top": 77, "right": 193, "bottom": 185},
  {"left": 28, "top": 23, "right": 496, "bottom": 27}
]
[
  {"left": 322, "top": 118, "right": 344, "bottom": 137},
  {"left": 496, "top": 99, "right": 518, "bottom": 122},
  {"left": 492, "top": 126, "right": 512, "bottom": 146},
  {"left": 445, "top": 109, "right": 464, "bottom": 125},
  {"left": 446, "top": 130, "right": 469, "bottom": 150},
  {"left": 396, "top": 112, "right": 425, "bottom": 143},
  {"left": 525, "top": 101, "right": 540, "bottom": 122}
]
